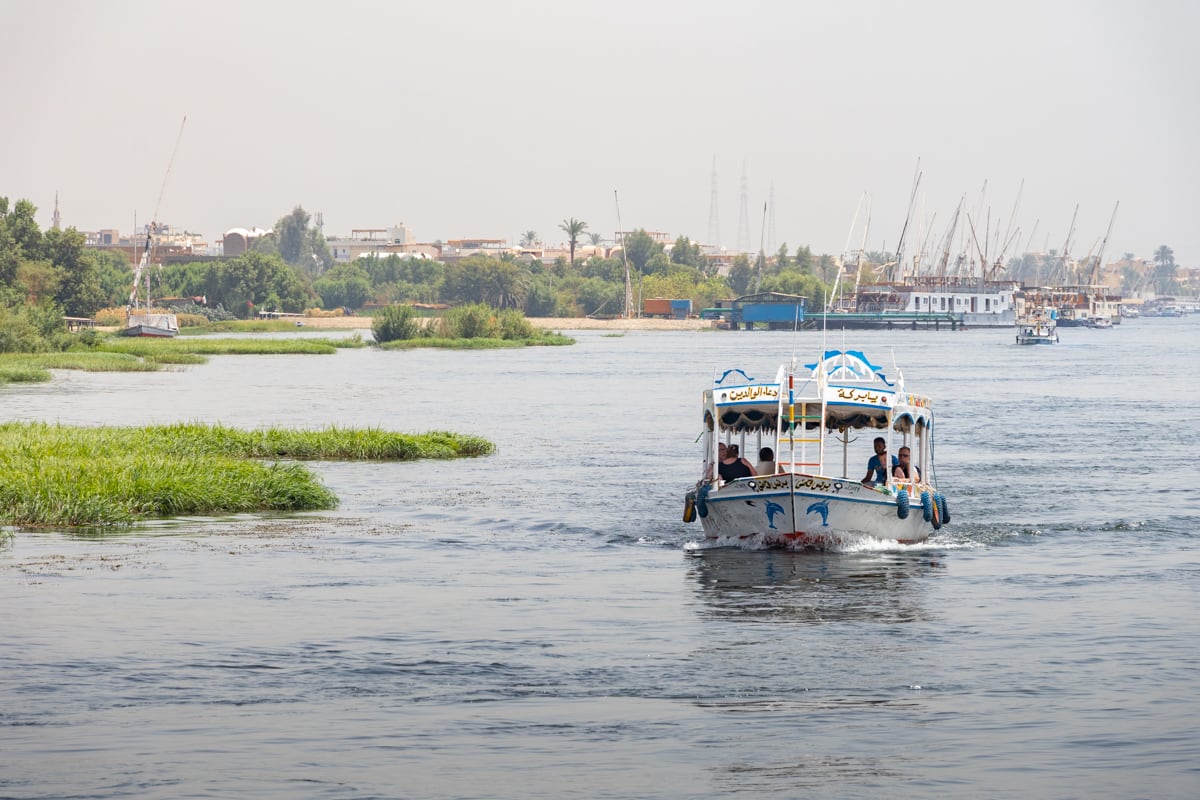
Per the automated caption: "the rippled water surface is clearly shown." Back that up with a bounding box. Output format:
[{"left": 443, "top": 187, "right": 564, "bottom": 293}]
[{"left": 3, "top": 320, "right": 1198, "bottom": 799}]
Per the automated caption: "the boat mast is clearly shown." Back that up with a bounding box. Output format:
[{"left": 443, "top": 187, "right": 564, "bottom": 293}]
[
  {"left": 614, "top": 190, "right": 634, "bottom": 319},
  {"left": 128, "top": 115, "right": 187, "bottom": 312},
  {"left": 1090, "top": 201, "right": 1119, "bottom": 285},
  {"left": 853, "top": 196, "right": 873, "bottom": 303},
  {"left": 1055, "top": 204, "right": 1079, "bottom": 285},
  {"left": 890, "top": 160, "right": 922, "bottom": 282}
]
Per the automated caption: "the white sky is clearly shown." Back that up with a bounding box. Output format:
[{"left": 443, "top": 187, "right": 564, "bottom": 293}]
[{"left": 4, "top": 0, "right": 1197, "bottom": 266}]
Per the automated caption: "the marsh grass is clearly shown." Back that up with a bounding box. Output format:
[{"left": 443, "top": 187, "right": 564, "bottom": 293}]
[
  {"left": 0, "top": 352, "right": 162, "bottom": 374},
  {"left": 179, "top": 320, "right": 300, "bottom": 334},
  {"left": 100, "top": 338, "right": 346, "bottom": 356},
  {"left": 0, "top": 422, "right": 494, "bottom": 528},
  {"left": 378, "top": 334, "right": 573, "bottom": 350},
  {"left": 0, "top": 365, "right": 52, "bottom": 384}
]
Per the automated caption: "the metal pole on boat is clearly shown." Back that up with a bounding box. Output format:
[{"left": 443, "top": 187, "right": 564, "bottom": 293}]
[{"left": 787, "top": 371, "right": 795, "bottom": 473}]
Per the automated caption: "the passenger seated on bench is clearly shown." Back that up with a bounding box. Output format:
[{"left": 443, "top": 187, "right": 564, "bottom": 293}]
[
  {"left": 860, "top": 436, "right": 897, "bottom": 486},
  {"left": 892, "top": 446, "right": 921, "bottom": 481},
  {"left": 757, "top": 447, "right": 776, "bottom": 475},
  {"left": 718, "top": 443, "right": 755, "bottom": 482}
]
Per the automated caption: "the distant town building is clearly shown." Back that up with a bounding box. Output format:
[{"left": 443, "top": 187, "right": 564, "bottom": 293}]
[
  {"left": 84, "top": 224, "right": 208, "bottom": 265},
  {"left": 220, "top": 227, "right": 270, "bottom": 257},
  {"left": 438, "top": 238, "right": 513, "bottom": 263},
  {"left": 326, "top": 225, "right": 435, "bottom": 263}
]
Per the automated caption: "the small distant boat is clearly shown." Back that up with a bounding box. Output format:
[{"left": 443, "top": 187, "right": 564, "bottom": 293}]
[
  {"left": 124, "top": 312, "right": 180, "bottom": 337},
  {"left": 123, "top": 226, "right": 179, "bottom": 338},
  {"left": 1016, "top": 316, "right": 1059, "bottom": 345},
  {"left": 123, "top": 118, "right": 183, "bottom": 339},
  {"left": 684, "top": 349, "right": 949, "bottom": 549},
  {"left": 1086, "top": 316, "right": 1113, "bottom": 330}
]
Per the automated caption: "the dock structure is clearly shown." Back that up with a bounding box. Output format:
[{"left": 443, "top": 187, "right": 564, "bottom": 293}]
[
  {"left": 699, "top": 292, "right": 808, "bottom": 330},
  {"left": 803, "top": 311, "right": 962, "bottom": 331}
]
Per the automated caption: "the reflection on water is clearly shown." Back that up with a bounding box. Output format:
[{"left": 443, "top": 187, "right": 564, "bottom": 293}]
[{"left": 686, "top": 546, "right": 943, "bottom": 624}]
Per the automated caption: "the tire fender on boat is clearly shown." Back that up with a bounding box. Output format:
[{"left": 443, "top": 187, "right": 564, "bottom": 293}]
[
  {"left": 696, "top": 484, "right": 710, "bottom": 519},
  {"left": 921, "top": 490, "right": 934, "bottom": 522},
  {"left": 935, "top": 492, "right": 950, "bottom": 524},
  {"left": 896, "top": 489, "right": 909, "bottom": 519}
]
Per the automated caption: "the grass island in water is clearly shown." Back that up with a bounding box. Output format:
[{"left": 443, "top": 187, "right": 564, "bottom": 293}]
[{"left": 0, "top": 422, "right": 493, "bottom": 528}]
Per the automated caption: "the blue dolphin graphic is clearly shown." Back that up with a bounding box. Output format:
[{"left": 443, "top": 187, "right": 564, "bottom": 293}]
[
  {"left": 764, "top": 501, "right": 785, "bottom": 530},
  {"left": 806, "top": 500, "right": 831, "bottom": 527}
]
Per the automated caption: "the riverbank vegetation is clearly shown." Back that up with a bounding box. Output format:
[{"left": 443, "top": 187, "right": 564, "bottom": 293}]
[
  {"left": 0, "top": 195, "right": 845, "bottom": 331},
  {"left": 2, "top": 193, "right": 1194, "bottom": 343},
  {"left": 0, "top": 334, "right": 365, "bottom": 383},
  {"left": 0, "top": 422, "right": 494, "bottom": 528},
  {"left": 372, "top": 303, "right": 572, "bottom": 348}
]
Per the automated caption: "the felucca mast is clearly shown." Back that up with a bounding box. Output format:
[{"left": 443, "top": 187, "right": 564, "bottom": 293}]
[
  {"left": 1090, "top": 202, "right": 1119, "bottom": 285},
  {"left": 614, "top": 190, "right": 634, "bottom": 318},
  {"left": 128, "top": 115, "right": 187, "bottom": 311}
]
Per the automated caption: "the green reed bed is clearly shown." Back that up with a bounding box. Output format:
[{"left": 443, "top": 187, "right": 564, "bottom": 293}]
[
  {"left": 379, "top": 334, "right": 573, "bottom": 350},
  {"left": 0, "top": 365, "right": 52, "bottom": 384},
  {"left": 179, "top": 320, "right": 322, "bottom": 334},
  {"left": 99, "top": 338, "right": 349, "bottom": 357},
  {"left": 0, "top": 351, "right": 163, "bottom": 376},
  {"left": 0, "top": 422, "right": 495, "bottom": 528}
]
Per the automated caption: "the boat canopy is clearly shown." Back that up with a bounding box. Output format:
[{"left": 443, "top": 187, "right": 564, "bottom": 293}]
[{"left": 706, "top": 351, "right": 933, "bottom": 435}]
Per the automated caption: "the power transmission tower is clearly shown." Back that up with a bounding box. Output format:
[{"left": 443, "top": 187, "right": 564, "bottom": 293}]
[
  {"left": 706, "top": 156, "right": 720, "bottom": 247},
  {"left": 737, "top": 161, "right": 750, "bottom": 253}
]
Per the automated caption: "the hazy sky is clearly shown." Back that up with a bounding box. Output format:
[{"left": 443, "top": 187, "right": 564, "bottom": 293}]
[{"left": 4, "top": 0, "right": 1197, "bottom": 266}]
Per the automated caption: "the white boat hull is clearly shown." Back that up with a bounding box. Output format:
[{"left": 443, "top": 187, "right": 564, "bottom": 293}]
[
  {"left": 697, "top": 473, "right": 937, "bottom": 548},
  {"left": 123, "top": 313, "right": 179, "bottom": 338}
]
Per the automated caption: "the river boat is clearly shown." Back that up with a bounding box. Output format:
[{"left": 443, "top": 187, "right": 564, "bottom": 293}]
[
  {"left": 123, "top": 226, "right": 179, "bottom": 338},
  {"left": 1086, "top": 316, "right": 1113, "bottom": 330},
  {"left": 124, "top": 312, "right": 180, "bottom": 337},
  {"left": 1016, "top": 319, "right": 1059, "bottom": 345},
  {"left": 123, "top": 119, "right": 184, "bottom": 338},
  {"left": 684, "top": 349, "right": 948, "bottom": 548},
  {"left": 851, "top": 277, "right": 1018, "bottom": 329}
]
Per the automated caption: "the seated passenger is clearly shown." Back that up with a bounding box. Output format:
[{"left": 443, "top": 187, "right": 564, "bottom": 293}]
[
  {"left": 892, "top": 446, "right": 921, "bottom": 481},
  {"left": 718, "top": 443, "right": 755, "bottom": 482},
  {"left": 860, "top": 436, "right": 897, "bottom": 486},
  {"left": 757, "top": 446, "right": 776, "bottom": 475}
]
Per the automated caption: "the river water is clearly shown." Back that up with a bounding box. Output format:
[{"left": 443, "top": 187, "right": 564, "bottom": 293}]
[{"left": 2, "top": 319, "right": 1198, "bottom": 799}]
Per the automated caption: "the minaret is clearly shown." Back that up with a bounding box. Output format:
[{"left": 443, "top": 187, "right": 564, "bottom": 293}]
[{"left": 52, "top": 192, "right": 61, "bottom": 230}]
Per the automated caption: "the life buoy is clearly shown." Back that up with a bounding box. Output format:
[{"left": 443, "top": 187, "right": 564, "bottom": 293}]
[
  {"left": 935, "top": 493, "right": 950, "bottom": 524},
  {"left": 896, "top": 489, "right": 909, "bottom": 519},
  {"left": 696, "top": 484, "right": 710, "bottom": 518},
  {"left": 683, "top": 491, "right": 697, "bottom": 523},
  {"left": 921, "top": 491, "right": 933, "bottom": 522}
]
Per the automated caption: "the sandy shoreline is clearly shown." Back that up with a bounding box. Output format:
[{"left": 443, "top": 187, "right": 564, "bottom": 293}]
[{"left": 295, "top": 316, "right": 715, "bottom": 332}]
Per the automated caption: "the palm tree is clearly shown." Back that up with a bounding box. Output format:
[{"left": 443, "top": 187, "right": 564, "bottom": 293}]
[
  {"left": 520, "top": 230, "right": 538, "bottom": 248},
  {"left": 587, "top": 232, "right": 603, "bottom": 247},
  {"left": 559, "top": 218, "right": 588, "bottom": 268},
  {"left": 1152, "top": 245, "right": 1176, "bottom": 295}
]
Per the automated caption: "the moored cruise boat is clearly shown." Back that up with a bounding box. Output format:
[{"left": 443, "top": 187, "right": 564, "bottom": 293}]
[
  {"left": 854, "top": 277, "right": 1018, "bottom": 328},
  {"left": 684, "top": 349, "right": 949, "bottom": 549}
]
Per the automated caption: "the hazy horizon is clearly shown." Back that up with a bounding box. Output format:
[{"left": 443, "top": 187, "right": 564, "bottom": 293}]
[{"left": 4, "top": 0, "right": 1197, "bottom": 267}]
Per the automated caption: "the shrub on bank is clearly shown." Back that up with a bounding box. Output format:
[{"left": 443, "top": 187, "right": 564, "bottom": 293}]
[
  {"left": 436, "top": 303, "right": 498, "bottom": 339},
  {"left": 372, "top": 304, "right": 422, "bottom": 343}
]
